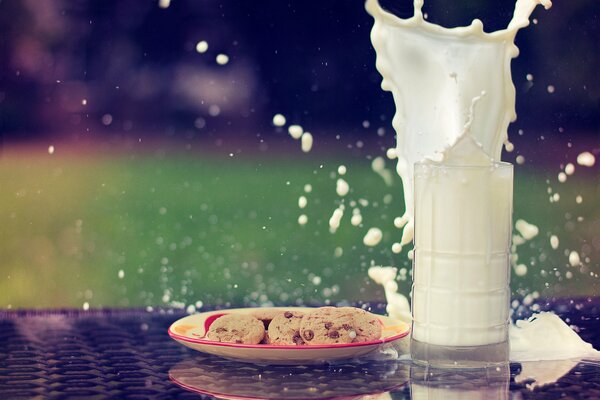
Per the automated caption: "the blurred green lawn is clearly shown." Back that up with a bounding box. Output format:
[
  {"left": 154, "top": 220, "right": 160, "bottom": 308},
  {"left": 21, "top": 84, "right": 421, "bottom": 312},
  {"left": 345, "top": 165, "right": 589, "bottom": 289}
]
[{"left": 1, "top": 147, "right": 598, "bottom": 309}]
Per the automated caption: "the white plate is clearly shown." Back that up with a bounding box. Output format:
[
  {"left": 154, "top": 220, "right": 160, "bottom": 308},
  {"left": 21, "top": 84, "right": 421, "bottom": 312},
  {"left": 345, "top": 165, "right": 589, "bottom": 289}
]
[{"left": 168, "top": 307, "right": 410, "bottom": 364}]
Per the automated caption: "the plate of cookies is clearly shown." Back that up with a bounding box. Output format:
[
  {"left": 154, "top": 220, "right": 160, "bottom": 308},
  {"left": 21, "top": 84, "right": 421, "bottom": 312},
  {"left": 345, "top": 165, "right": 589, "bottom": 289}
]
[{"left": 168, "top": 306, "right": 410, "bottom": 364}]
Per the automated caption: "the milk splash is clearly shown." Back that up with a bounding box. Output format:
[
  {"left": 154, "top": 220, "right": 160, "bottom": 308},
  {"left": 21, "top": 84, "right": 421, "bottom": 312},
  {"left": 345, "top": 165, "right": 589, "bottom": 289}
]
[
  {"left": 365, "top": 0, "right": 600, "bottom": 366},
  {"left": 366, "top": 0, "right": 551, "bottom": 246}
]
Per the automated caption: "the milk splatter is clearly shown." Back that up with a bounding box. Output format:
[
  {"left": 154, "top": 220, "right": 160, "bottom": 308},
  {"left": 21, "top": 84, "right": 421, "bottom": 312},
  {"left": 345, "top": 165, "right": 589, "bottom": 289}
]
[
  {"left": 288, "top": 125, "right": 303, "bottom": 139},
  {"left": 577, "top": 151, "right": 596, "bottom": 167},
  {"left": 328, "top": 206, "right": 344, "bottom": 233},
  {"left": 366, "top": 0, "right": 552, "bottom": 246},
  {"left": 568, "top": 251, "right": 581, "bottom": 267},
  {"left": 297, "top": 214, "right": 308, "bottom": 226},
  {"left": 336, "top": 178, "right": 349, "bottom": 197},
  {"left": 301, "top": 132, "right": 313, "bottom": 153},
  {"left": 371, "top": 156, "right": 393, "bottom": 186},
  {"left": 510, "top": 312, "right": 600, "bottom": 362},
  {"left": 195, "top": 41, "right": 208, "bottom": 53},
  {"left": 216, "top": 54, "right": 229, "bottom": 65},
  {"left": 351, "top": 208, "right": 362, "bottom": 226},
  {"left": 363, "top": 227, "right": 383, "bottom": 247},
  {"left": 515, "top": 219, "right": 539, "bottom": 240},
  {"left": 272, "top": 113, "right": 286, "bottom": 127},
  {"left": 298, "top": 196, "right": 307, "bottom": 209}
]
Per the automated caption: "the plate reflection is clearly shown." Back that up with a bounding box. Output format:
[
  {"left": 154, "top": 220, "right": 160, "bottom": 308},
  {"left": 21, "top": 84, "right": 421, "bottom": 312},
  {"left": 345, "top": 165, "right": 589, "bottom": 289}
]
[{"left": 169, "top": 354, "right": 409, "bottom": 399}]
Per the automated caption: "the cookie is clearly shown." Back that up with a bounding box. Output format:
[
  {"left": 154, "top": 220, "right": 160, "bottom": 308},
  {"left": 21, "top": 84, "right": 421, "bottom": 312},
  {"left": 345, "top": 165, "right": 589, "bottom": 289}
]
[
  {"left": 300, "top": 307, "right": 356, "bottom": 345},
  {"left": 206, "top": 314, "right": 265, "bottom": 344},
  {"left": 339, "top": 307, "right": 382, "bottom": 342},
  {"left": 252, "top": 308, "right": 281, "bottom": 329},
  {"left": 267, "top": 310, "right": 305, "bottom": 345},
  {"left": 300, "top": 307, "right": 382, "bottom": 345}
]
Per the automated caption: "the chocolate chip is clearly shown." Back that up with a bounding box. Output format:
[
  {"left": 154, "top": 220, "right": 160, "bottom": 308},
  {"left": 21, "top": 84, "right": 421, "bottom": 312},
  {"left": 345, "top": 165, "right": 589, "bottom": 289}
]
[
  {"left": 284, "top": 311, "right": 293, "bottom": 318},
  {"left": 342, "top": 324, "right": 351, "bottom": 330},
  {"left": 292, "top": 333, "right": 305, "bottom": 345},
  {"left": 303, "top": 330, "right": 314, "bottom": 340},
  {"left": 235, "top": 340, "right": 243, "bottom": 344},
  {"left": 328, "top": 331, "right": 339, "bottom": 339},
  {"left": 324, "top": 322, "right": 333, "bottom": 329},
  {"left": 215, "top": 328, "right": 226, "bottom": 333}
]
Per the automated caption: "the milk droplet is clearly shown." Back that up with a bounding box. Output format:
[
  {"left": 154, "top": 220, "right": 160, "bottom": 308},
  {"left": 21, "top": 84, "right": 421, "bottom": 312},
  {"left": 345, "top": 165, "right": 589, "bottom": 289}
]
[
  {"left": 195, "top": 40, "right": 208, "bottom": 53},
  {"left": 394, "top": 216, "right": 408, "bottom": 229},
  {"left": 565, "top": 163, "right": 575, "bottom": 175},
  {"left": 351, "top": 213, "right": 362, "bottom": 226},
  {"left": 186, "top": 305, "right": 196, "bottom": 314},
  {"left": 386, "top": 148, "right": 398, "bottom": 159},
  {"left": 48, "top": 145, "right": 55, "bottom": 154},
  {"left": 576, "top": 195, "right": 583, "bottom": 204},
  {"left": 515, "top": 264, "right": 528, "bottom": 276},
  {"left": 304, "top": 184, "right": 312, "bottom": 193},
  {"left": 329, "top": 207, "right": 344, "bottom": 233},
  {"left": 565, "top": 271, "right": 573, "bottom": 279},
  {"left": 558, "top": 172, "right": 567, "bottom": 183},
  {"left": 334, "top": 247, "right": 343, "bottom": 257},
  {"left": 505, "top": 141, "right": 515, "bottom": 152},
  {"left": 516, "top": 155, "right": 525, "bottom": 165},
  {"left": 363, "top": 227, "right": 383, "bottom": 247},
  {"left": 515, "top": 219, "right": 539, "bottom": 240},
  {"left": 371, "top": 156, "right": 393, "bottom": 186},
  {"left": 208, "top": 104, "right": 220, "bottom": 116},
  {"left": 158, "top": 0, "right": 171, "bottom": 8},
  {"left": 392, "top": 243, "right": 403, "bottom": 254},
  {"left": 298, "top": 196, "right": 307, "bottom": 209},
  {"left": 288, "top": 125, "right": 303, "bottom": 139},
  {"left": 547, "top": 85, "right": 555, "bottom": 93},
  {"left": 336, "top": 178, "right": 349, "bottom": 197},
  {"left": 372, "top": 156, "right": 385, "bottom": 172},
  {"left": 348, "top": 331, "right": 357, "bottom": 339},
  {"left": 337, "top": 165, "right": 347, "bottom": 175},
  {"left": 526, "top": 73, "right": 534, "bottom": 81},
  {"left": 407, "top": 250, "right": 414, "bottom": 260},
  {"left": 577, "top": 151, "right": 595, "bottom": 167},
  {"left": 102, "top": 114, "right": 113, "bottom": 125},
  {"left": 568, "top": 251, "right": 581, "bottom": 267},
  {"left": 216, "top": 54, "right": 229, "bottom": 65},
  {"left": 550, "top": 235, "right": 559, "bottom": 250},
  {"left": 298, "top": 214, "right": 308, "bottom": 225},
  {"left": 272, "top": 113, "right": 286, "bottom": 127},
  {"left": 81, "top": 99, "right": 87, "bottom": 105},
  {"left": 118, "top": 270, "right": 125, "bottom": 279},
  {"left": 83, "top": 302, "right": 90, "bottom": 311},
  {"left": 552, "top": 193, "right": 560, "bottom": 202},
  {"left": 301, "top": 132, "right": 313, "bottom": 152}
]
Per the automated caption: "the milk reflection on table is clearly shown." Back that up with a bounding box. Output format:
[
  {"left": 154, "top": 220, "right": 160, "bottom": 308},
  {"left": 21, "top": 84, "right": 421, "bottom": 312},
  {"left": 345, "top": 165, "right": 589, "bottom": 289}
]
[{"left": 410, "top": 364, "right": 509, "bottom": 400}]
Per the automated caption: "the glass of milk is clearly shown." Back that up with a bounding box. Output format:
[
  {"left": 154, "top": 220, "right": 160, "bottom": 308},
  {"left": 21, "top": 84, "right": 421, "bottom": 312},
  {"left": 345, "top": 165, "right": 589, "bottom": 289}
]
[{"left": 411, "top": 160, "right": 513, "bottom": 367}]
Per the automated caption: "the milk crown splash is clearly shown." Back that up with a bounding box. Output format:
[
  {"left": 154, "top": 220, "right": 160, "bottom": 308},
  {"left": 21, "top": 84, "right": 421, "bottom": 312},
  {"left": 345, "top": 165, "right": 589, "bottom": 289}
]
[{"left": 366, "top": 0, "right": 551, "bottom": 246}]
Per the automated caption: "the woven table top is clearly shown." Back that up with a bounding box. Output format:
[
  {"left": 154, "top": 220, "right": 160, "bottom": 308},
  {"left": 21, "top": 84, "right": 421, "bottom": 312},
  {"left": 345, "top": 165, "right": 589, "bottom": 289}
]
[{"left": 1, "top": 299, "right": 599, "bottom": 399}]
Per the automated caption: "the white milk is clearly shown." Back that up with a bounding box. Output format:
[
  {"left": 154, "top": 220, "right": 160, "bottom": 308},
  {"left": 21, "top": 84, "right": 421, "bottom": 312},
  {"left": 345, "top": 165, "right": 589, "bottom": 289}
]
[
  {"left": 412, "top": 136, "right": 513, "bottom": 347},
  {"left": 366, "top": 0, "right": 551, "bottom": 246}
]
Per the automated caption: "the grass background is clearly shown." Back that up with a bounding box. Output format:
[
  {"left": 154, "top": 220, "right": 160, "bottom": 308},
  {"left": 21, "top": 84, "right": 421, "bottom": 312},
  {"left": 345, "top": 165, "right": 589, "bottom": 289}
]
[{"left": 1, "top": 144, "right": 598, "bottom": 309}]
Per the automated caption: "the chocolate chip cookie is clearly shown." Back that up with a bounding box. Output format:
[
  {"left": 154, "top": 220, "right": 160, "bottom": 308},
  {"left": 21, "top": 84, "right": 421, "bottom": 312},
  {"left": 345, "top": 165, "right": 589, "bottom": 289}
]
[
  {"left": 300, "top": 307, "right": 357, "bottom": 345},
  {"left": 339, "top": 307, "right": 382, "bottom": 342},
  {"left": 206, "top": 314, "right": 265, "bottom": 344},
  {"left": 267, "top": 310, "right": 305, "bottom": 345},
  {"left": 300, "top": 307, "right": 383, "bottom": 345}
]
